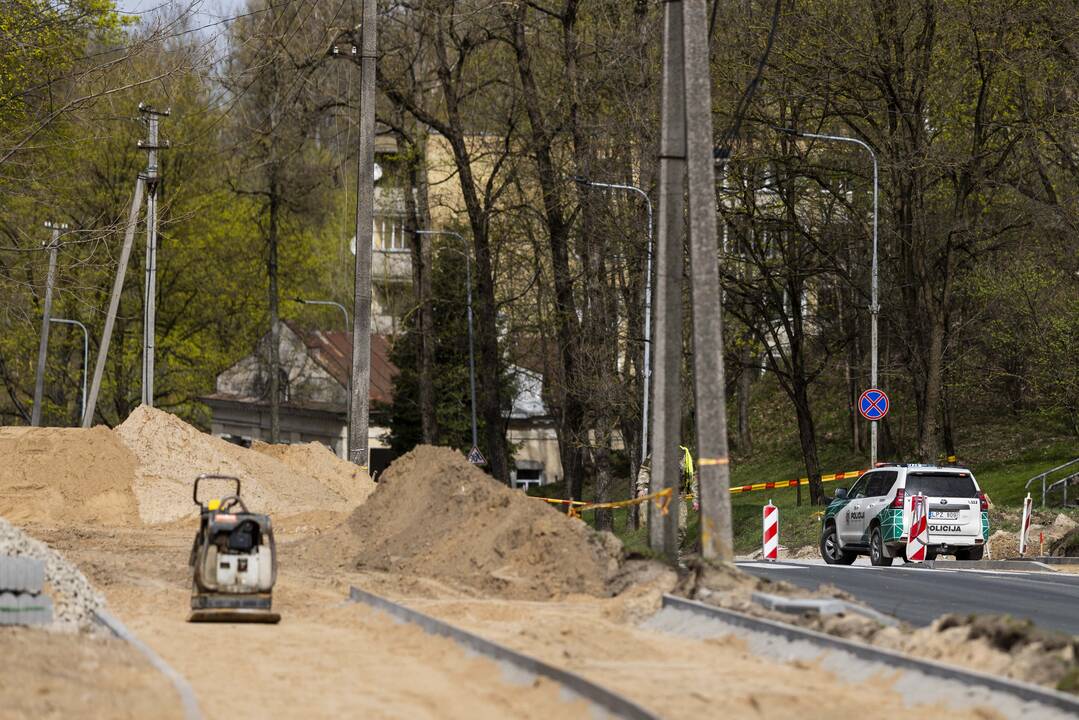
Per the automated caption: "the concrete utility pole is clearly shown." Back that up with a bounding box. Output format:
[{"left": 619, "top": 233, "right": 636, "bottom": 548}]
[
  {"left": 84, "top": 176, "right": 145, "bottom": 427},
  {"left": 139, "top": 104, "right": 169, "bottom": 407},
  {"left": 649, "top": 0, "right": 688, "bottom": 562},
  {"left": 348, "top": 0, "right": 377, "bottom": 468},
  {"left": 650, "top": 0, "right": 734, "bottom": 562},
  {"left": 31, "top": 223, "right": 64, "bottom": 426},
  {"left": 682, "top": 0, "right": 733, "bottom": 562}
]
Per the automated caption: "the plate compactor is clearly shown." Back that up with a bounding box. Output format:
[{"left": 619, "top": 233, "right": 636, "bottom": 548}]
[{"left": 188, "top": 474, "right": 280, "bottom": 623}]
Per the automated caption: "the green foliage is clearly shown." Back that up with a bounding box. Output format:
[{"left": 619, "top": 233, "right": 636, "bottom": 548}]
[{"left": 380, "top": 244, "right": 516, "bottom": 463}]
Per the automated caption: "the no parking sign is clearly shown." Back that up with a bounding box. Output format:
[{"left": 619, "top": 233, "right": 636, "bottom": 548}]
[{"left": 858, "top": 388, "right": 890, "bottom": 421}]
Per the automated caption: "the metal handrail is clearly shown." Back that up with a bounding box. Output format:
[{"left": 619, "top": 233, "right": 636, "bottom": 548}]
[
  {"left": 1046, "top": 470, "right": 1079, "bottom": 507},
  {"left": 1024, "top": 458, "right": 1079, "bottom": 507}
]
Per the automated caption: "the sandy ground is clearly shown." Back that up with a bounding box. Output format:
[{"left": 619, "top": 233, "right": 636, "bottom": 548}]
[
  {"left": 19, "top": 521, "right": 1005, "bottom": 720},
  {"left": 0, "top": 627, "right": 183, "bottom": 720}
]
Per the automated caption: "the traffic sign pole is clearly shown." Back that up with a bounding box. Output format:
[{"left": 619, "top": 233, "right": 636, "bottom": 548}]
[{"left": 858, "top": 389, "right": 889, "bottom": 465}]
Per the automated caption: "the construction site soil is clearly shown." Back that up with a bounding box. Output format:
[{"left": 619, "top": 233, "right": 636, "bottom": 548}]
[
  {"left": 307, "top": 445, "right": 623, "bottom": 600},
  {"left": 0, "top": 413, "right": 1062, "bottom": 718}
]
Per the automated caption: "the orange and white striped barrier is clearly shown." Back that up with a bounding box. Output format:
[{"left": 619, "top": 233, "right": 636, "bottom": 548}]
[
  {"left": 729, "top": 469, "right": 866, "bottom": 495},
  {"left": 906, "top": 492, "right": 929, "bottom": 562},
  {"left": 762, "top": 501, "right": 779, "bottom": 561},
  {"left": 1019, "top": 492, "right": 1033, "bottom": 556}
]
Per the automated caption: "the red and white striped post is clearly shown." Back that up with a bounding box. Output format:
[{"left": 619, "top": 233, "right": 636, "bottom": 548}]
[
  {"left": 762, "top": 500, "right": 779, "bottom": 561},
  {"left": 906, "top": 492, "right": 929, "bottom": 562},
  {"left": 1019, "top": 492, "right": 1033, "bottom": 556}
]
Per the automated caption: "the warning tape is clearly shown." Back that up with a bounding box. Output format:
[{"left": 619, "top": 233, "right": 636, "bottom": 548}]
[
  {"left": 728, "top": 469, "right": 866, "bottom": 495},
  {"left": 535, "top": 469, "right": 864, "bottom": 513},
  {"left": 536, "top": 488, "right": 674, "bottom": 518}
]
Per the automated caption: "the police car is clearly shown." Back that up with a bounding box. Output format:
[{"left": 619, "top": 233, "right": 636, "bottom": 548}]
[{"left": 819, "top": 464, "right": 989, "bottom": 565}]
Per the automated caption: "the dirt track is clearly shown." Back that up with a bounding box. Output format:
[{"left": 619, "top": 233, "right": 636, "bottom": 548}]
[{"left": 23, "top": 521, "right": 1002, "bottom": 720}]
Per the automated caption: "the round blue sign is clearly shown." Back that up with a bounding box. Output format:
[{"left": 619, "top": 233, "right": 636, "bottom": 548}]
[{"left": 858, "top": 388, "right": 890, "bottom": 421}]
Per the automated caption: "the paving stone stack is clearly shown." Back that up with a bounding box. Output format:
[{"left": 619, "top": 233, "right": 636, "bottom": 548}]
[
  {"left": 0, "top": 556, "right": 53, "bottom": 626},
  {"left": 0, "top": 517, "right": 101, "bottom": 631}
]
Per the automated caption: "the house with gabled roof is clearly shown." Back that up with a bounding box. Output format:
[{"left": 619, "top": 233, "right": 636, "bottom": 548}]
[{"left": 202, "top": 321, "right": 399, "bottom": 474}]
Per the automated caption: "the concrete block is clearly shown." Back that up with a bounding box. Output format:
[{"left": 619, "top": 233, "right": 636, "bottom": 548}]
[
  {"left": 0, "top": 556, "right": 45, "bottom": 594},
  {"left": 0, "top": 591, "right": 15, "bottom": 625},
  {"left": 16, "top": 592, "right": 53, "bottom": 626}
]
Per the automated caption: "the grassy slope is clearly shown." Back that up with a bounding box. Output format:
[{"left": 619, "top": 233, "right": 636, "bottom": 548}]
[{"left": 542, "top": 374, "right": 1077, "bottom": 555}]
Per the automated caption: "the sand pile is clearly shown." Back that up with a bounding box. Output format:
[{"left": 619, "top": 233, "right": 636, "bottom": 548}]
[
  {"left": 252, "top": 441, "right": 374, "bottom": 505},
  {"left": 115, "top": 406, "right": 367, "bottom": 524},
  {"left": 0, "top": 426, "right": 140, "bottom": 526},
  {"left": 337, "top": 446, "right": 623, "bottom": 599}
]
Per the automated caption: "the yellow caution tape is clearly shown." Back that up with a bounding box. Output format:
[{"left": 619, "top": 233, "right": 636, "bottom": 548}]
[
  {"left": 728, "top": 469, "right": 866, "bottom": 495},
  {"left": 568, "top": 487, "right": 673, "bottom": 519},
  {"left": 537, "top": 489, "right": 674, "bottom": 518},
  {"left": 698, "top": 457, "right": 729, "bottom": 466}
]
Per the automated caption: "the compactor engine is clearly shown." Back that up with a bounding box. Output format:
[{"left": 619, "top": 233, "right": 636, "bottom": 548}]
[{"left": 188, "top": 474, "right": 280, "bottom": 623}]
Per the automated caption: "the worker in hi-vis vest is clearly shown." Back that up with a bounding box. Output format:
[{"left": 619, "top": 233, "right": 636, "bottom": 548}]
[{"left": 635, "top": 446, "right": 698, "bottom": 530}]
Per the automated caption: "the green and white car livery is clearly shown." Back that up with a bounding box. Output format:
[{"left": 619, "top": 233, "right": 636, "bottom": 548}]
[{"left": 820, "top": 464, "right": 989, "bottom": 566}]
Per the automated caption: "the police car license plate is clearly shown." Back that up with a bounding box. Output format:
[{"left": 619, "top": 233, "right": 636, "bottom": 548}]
[{"left": 929, "top": 510, "right": 959, "bottom": 520}]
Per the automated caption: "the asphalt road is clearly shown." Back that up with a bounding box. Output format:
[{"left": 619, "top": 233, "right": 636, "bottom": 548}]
[{"left": 737, "top": 560, "right": 1079, "bottom": 636}]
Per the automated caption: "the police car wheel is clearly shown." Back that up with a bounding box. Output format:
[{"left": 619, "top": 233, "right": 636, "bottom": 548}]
[
  {"left": 870, "top": 527, "right": 893, "bottom": 567},
  {"left": 820, "top": 524, "right": 856, "bottom": 565}
]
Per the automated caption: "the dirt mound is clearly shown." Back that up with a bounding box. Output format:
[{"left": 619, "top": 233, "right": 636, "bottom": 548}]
[
  {"left": 251, "top": 441, "right": 373, "bottom": 505},
  {"left": 336, "top": 445, "right": 622, "bottom": 599},
  {"left": 115, "top": 405, "right": 359, "bottom": 525},
  {"left": 0, "top": 426, "right": 140, "bottom": 526}
]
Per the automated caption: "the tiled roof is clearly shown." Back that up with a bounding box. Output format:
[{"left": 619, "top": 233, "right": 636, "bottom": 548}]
[{"left": 295, "top": 325, "right": 397, "bottom": 405}]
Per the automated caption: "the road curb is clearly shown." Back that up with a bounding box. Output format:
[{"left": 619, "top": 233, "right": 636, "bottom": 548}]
[
  {"left": 658, "top": 594, "right": 1079, "bottom": 718},
  {"left": 348, "top": 585, "right": 659, "bottom": 720},
  {"left": 927, "top": 559, "right": 1056, "bottom": 571},
  {"left": 92, "top": 610, "right": 202, "bottom": 720},
  {"left": 1014, "top": 556, "right": 1079, "bottom": 566}
]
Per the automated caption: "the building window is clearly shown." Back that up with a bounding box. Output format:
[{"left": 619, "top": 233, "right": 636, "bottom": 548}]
[
  {"left": 373, "top": 215, "right": 407, "bottom": 251},
  {"left": 512, "top": 466, "right": 544, "bottom": 491}
]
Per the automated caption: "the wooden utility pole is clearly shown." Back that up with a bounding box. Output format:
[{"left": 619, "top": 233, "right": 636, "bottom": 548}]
[
  {"left": 31, "top": 223, "right": 64, "bottom": 426},
  {"left": 650, "top": 0, "right": 734, "bottom": 563},
  {"left": 348, "top": 0, "right": 377, "bottom": 468}
]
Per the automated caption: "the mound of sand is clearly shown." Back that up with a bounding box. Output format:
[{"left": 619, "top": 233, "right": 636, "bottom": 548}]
[
  {"left": 334, "top": 445, "right": 622, "bottom": 600},
  {"left": 115, "top": 406, "right": 373, "bottom": 525},
  {"left": 0, "top": 426, "right": 140, "bottom": 526},
  {"left": 251, "top": 441, "right": 374, "bottom": 506}
]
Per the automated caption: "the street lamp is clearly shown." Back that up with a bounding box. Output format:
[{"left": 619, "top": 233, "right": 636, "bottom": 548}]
[
  {"left": 48, "top": 318, "right": 88, "bottom": 426},
  {"left": 415, "top": 230, "right": 479, "bottom": 454},
  {"left": 570, "top": 177, "right": 654, "bottom": 467},
  {"left": 773, "top": 126, "right": 880, "bottom": 466},
  {"left": 293, "top": 297, "right": 352, "bottom": 454}
]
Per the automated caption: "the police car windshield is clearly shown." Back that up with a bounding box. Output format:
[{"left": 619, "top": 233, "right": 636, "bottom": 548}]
[{"left": 905, "top": 473, "right": 977, "bottom": 498}]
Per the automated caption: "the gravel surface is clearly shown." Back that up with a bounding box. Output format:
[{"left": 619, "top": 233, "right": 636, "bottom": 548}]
[{"left": 0, "top": 516, "right": 104, "bottom": 632}]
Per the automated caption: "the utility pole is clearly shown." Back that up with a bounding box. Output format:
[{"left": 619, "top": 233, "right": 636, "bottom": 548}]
[
  {"left": 650, "top": 0, "right": 734, "bottom": 563},
  {"left": 683, "top": 0, "right": 733, "bottom": 562},
  {"left": 31, "top": 222, "right": 65, "bottom": 426},
  {"left": 650, "top": 0, "right": 688, "bottom": 562},
  {"left": 139, "top": 104, "right": 169, "bottom": 407},
  {"left": 348, "top": 0, "right": 377, "bottom": 469}
]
